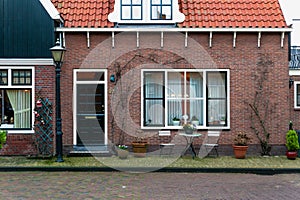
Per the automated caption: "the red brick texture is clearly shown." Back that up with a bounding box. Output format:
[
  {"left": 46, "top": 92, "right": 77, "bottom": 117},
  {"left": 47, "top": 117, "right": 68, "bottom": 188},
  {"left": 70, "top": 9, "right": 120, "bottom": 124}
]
[{"left": 58, "top": 31, "right": 290, "bottom": 155}]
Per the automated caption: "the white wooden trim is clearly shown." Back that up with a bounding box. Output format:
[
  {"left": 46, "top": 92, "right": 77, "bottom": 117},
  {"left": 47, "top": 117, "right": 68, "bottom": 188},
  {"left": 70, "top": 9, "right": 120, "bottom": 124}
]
[
  {"left": 73, "top": 69, "right": 108, "bottom": 145},
  {"left": 233, "top": 32, "right": 237, "bottom": 48},
  {"left": 258, "top": 32, "right": 261, "bottom": 48},
  {"left": 0, "top": 59, "right": 53, "bottom": 66},
  {"left": 294, "top": 81, "right": 300, "bottom": 109},
  {"left": 39, "top": 0, "right": 63, "bottom": 22},
  {"left": 289, "top": 70, "right": 300, "bottom": 76},
  {"left": 141, "top": 69, "right": 230, "bottom": 130}
]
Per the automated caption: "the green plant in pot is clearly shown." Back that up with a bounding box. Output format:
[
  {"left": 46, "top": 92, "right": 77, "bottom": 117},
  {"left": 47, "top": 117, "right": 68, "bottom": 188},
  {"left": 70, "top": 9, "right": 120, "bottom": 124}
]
[
  {"left": 0, "top": 129, "right": 7, "bottom": 149},
  {"left": 172, "top": 116, "right": 180, "bottom": 126},
  {"left": 286, "top": 122, "right": 299, "bottom": 160}
]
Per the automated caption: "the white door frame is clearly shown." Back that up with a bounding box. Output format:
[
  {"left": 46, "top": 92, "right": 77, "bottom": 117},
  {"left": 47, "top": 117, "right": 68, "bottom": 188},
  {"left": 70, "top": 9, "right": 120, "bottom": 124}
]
[{"left": 73, "top": 69, "right": 108, "bottom": 145}]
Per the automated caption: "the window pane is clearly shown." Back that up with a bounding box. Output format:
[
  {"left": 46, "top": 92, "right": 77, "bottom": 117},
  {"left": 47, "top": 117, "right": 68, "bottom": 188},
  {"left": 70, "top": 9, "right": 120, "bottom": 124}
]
[
  {"left": 162, "top": 6, "right": 171, "bottom": 19},
  {"left": 121, "top": 6, "right": 131, "bottom": 19},
  {"left": 208, "top": 99, "right": 226, "bottom": 126},
  {"left": 132, "top": 6, "right": 142, "bottom": 19},
  {"left": 187, "top": 100, "right": 203, "bottom": 125},
  {"left": 168, "top": 99, "right": 183, "bottom": 126},
  {"left": 0, "top": 70, "right": 8, "bottom": 85},
  {"left": 187, "top": 72, "right": 203, "bottom": 98},
  {"left": 122, "top": 0, "right": 131, "bottom": 4},
  {"left": 77, "top": 72, "right": 104, "bottom": 81},
  {"left": 144, "top": 72, "right": 164, "bottom": 98},
  {"left": 145, "top": 100, "right": 164, "bottom": 126},
  {"left": 152, "top": 0, "right": 160, "bottom": 4},
  {"left": 152, "top": 6, "right": 160, "bottom": 19},
  {"left": 167, "top": 72, "right": 184, "bottom": 98},
  {"left": 208, "top": 72, "right": 226, "bottom": 98},
  {"left": 0, "top": 89, "right": 31, "bottom": 129},
  {"left": 132, "top": 0, "right": 141, "bottom": 4},
  {"left": 297, "top": 85, "right": 300, "bottom": 106},
  {"left": 162, "top": 0, "right": 171, "bottom": 4}
]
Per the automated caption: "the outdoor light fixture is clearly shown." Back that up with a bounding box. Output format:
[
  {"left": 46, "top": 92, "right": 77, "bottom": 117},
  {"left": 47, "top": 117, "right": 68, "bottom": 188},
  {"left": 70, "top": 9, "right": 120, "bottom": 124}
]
[
  {"left": 289, "top": 77, "right": 294, "bottom": 89},
  {"left": 50, "top": 39, "right": 66, "bottom": 162},
  {"left": 110, "top": 74, "right": 116, "bottom": 82}
]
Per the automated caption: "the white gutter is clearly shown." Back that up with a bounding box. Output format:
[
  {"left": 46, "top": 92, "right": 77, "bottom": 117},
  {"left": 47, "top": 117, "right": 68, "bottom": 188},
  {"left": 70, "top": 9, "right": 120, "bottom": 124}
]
[{"left": 56, "top": 27, "right": 292, "bottom": 33}]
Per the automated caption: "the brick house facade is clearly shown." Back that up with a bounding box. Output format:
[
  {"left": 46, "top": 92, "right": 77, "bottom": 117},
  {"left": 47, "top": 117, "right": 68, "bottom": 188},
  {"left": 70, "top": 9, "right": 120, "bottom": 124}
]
[
  {"left": 51, "top": 0, "right": 292, "bottom": 156},
  {"left": 0, "top": 0, "right": 294, "bottom": 156}
]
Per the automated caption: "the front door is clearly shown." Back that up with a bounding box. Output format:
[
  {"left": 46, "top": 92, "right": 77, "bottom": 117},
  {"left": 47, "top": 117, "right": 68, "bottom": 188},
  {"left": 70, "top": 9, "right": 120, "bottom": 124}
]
[{"left": 74, "top": 70, "right": 107, "bottom": 147}]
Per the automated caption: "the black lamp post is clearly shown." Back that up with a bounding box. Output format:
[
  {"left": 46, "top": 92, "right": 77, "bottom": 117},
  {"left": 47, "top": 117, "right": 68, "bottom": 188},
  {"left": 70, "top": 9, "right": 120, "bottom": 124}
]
[{"left": 50, "top": 40, "right": 66, "bottom": 162}]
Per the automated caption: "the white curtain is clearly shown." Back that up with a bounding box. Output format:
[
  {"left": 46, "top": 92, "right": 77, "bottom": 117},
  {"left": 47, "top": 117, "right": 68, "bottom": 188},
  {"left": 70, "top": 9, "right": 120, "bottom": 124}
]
[{"left": 7, "top": 90, "right": 31, "bottom": 128}]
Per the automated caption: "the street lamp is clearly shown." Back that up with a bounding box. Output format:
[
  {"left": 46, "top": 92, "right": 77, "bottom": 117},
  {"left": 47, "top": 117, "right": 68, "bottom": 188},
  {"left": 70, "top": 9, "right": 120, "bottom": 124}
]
[{"left": 50, "top": 40, "right": 66, "bottom": 162}]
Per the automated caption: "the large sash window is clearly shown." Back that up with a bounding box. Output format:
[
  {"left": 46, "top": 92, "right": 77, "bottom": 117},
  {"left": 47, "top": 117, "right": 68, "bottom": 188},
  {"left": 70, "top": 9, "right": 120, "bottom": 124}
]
[{"left": 142, "top": 69, "right": 229, "bottom": 129}]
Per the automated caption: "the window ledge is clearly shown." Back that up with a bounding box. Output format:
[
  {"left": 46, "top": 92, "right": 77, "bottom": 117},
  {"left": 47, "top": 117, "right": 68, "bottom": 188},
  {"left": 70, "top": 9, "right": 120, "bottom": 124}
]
[{"left": 7, "top": 130, "right": 34, "bottom": 134}]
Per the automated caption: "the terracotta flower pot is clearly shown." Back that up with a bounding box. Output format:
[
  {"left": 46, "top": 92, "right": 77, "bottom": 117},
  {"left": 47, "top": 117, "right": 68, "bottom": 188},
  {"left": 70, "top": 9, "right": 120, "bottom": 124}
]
[
  {"left": 233, "top": 145, "right": 248, "bottom": 159},
  {"left": 132, "top": 142, "right": 147, "bottom": 157}
]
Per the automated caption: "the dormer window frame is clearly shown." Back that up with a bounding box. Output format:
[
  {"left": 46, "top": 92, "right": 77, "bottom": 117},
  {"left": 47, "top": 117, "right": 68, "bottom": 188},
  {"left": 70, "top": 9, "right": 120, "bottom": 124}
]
[
  {"left": 108, "top": 0, "right": 185, "bottom": 25},
  {"left": 150, "top": 0, "right": 173, "bottom": 20},
  {"left": 121, "top": 0, "right": 143, "bottom": 20}
]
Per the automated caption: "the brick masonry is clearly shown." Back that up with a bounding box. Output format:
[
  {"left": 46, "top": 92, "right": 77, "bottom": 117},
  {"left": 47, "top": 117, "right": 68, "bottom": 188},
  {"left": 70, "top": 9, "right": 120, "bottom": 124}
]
[
  {"left": 1, "top": 32, "right": 290, "bottom": 156},
  {"left": 55, "top": 31, "right": 290, "bottom": 156}
]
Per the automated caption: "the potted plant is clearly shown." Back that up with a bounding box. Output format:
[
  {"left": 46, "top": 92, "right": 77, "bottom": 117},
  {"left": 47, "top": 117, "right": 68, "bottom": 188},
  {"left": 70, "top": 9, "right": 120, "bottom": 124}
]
[
  {"left": 191, "top": 116, "right": 199, "bottom": 126},
  {"left": 0, "top": 129, "right": 7, "bottom": 149},
  {"left": 286, "top": 122, "right": 299, "bottom": 160},
  {"left": 183, "top": 122, "right": 196, "bottom": 134},
  {"left": 232, "top": 132, "right": 251, "bottom": 159},
  {"left": 116, "top": 144, "right": 129, "bottom": 159},
  {"left": 172, "top": 116, "right": 180, "bottom": 126}
]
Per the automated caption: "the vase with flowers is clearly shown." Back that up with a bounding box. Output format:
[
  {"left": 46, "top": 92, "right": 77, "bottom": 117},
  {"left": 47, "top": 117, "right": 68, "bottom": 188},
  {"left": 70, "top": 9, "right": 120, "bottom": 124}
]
[
  {"left": 183, "top": 122, "right": 196, "bottom": 134},
  {"left": 116, "top": 144, "right": 129, "bottom": 159}
]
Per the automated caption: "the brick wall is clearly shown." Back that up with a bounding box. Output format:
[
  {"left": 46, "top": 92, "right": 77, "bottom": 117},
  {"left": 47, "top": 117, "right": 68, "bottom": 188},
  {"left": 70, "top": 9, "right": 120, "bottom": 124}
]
[{"left": 60, "top": 31, "right": 289, "bottom": 155}]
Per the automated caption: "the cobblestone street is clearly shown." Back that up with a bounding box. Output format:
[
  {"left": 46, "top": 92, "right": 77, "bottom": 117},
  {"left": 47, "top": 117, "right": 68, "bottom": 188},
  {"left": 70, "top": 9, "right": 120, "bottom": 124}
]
[{"left": 1, "top": 171, "right": 300, "bottom": 199}]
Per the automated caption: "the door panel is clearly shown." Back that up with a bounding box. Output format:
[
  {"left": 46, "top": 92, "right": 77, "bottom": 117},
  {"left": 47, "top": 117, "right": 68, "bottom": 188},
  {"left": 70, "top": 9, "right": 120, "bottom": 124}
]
[{"left": 76, "top": 84, "right": 105, "bottom": 145}]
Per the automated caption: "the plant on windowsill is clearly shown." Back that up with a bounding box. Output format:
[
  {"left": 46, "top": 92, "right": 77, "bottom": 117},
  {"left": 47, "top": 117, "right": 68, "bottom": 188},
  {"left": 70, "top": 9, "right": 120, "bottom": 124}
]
[
  {"left": 286, "top": 121, "right": 300, "bottom": 160},
  {"left": 191, "top": 116, "right": 199, "bottom": 126},
  {"left": 116, "top": 144, "right": 129, "bottom": 159},
  {"left": 232, "top": 132, "right": 251, "bottom": 159},
  {"left": 172, "top": 116, "right": 180, "bottom": 126},
  {"left": 0, "top": 129, "right": 7, "bottom": 149}
]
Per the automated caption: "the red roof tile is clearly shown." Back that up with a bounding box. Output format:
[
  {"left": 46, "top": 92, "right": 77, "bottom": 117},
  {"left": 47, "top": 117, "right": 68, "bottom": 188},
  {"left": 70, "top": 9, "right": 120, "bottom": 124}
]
[{"left": 51, "top": 0, "right": 288, "bottom": 29}]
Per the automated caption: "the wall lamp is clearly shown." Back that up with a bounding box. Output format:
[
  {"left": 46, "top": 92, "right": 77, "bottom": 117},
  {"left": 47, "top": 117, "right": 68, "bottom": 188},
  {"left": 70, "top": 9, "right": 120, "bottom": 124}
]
[{"left": 110, "top": 74, "right": 116, "bottom": 82}]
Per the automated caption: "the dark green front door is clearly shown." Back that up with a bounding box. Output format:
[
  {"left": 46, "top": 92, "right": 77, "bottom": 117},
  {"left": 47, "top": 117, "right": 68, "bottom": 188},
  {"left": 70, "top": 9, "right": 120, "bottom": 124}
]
[{"left": 76, "top": 84, "right": 105, "bottom": 145}]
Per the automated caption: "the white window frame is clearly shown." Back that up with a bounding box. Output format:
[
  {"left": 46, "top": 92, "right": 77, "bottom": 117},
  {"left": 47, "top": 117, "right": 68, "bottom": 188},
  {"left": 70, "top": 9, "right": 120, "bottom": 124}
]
[
  {"left": 108, "top": 0, "right": 184, "bottom": 24},
  {"left": 294, "top": 81, "right": 300, "bottom": 109},
  {"left": 141, "top": 69, "right": 230, "bottom": 130},
  {"left": 73, "top": 69, "right": 108, "bottom": 146},
  {"left": 0, "top": 66, "right": 35, "bottom": 134}
]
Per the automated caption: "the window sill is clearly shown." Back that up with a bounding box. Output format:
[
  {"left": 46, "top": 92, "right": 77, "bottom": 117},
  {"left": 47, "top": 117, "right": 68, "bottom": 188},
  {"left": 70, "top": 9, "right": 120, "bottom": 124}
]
[{"left": 7, "top": 130, "right": 34, "bottom": 134}]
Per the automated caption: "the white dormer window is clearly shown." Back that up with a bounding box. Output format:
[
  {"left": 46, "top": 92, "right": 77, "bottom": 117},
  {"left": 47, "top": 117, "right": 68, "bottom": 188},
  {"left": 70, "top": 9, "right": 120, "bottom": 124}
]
[{"left": 109, "top": 0, "right": 184, "bottom": 24}]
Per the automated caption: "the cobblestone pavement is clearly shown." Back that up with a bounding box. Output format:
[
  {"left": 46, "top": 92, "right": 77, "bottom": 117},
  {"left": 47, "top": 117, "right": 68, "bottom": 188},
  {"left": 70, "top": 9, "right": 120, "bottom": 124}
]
[{"left": 1, "top": 172, "right": 300, "bottom": 199}]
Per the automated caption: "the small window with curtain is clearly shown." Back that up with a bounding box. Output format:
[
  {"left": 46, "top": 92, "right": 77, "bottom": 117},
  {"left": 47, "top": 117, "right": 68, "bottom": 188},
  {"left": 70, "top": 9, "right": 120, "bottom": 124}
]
[{"left": 0, "top": 67, "right": 33, "bottom": 130}]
